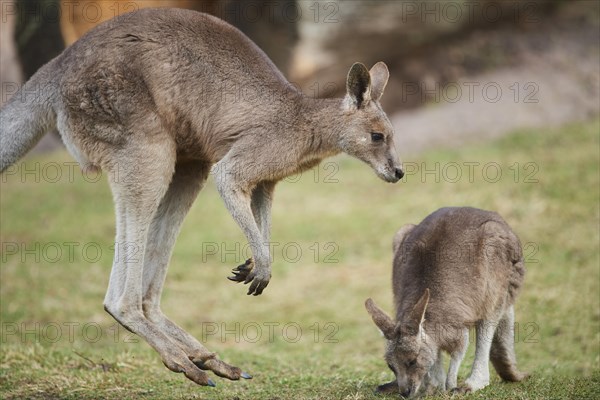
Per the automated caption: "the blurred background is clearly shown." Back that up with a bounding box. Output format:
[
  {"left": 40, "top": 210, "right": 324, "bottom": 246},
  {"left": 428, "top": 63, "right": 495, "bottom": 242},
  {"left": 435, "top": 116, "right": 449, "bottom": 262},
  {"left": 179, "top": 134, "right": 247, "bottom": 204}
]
[
  {"left": 1, "top": 1, "right": 598, "bottom": 399},
  {"left": 1, "top": 0, "right": 598, "bottom": 154}
]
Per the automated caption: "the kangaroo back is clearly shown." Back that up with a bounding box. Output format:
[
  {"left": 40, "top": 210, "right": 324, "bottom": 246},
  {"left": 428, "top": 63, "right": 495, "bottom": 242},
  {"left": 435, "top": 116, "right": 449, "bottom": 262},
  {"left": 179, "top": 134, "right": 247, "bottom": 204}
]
[{"left": 392, "top": 207, "right": 524, "bottom": 325}]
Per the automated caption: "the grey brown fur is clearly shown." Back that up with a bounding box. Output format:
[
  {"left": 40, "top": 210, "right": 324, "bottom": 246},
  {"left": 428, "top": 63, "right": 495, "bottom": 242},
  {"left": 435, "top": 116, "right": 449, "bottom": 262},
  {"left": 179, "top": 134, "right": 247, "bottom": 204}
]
[
  {"left": 366, "top": 207, "right": 528, "bottom": 397},
  {"left": 0, "top": 8, "right": 403, "bottom": 386}
]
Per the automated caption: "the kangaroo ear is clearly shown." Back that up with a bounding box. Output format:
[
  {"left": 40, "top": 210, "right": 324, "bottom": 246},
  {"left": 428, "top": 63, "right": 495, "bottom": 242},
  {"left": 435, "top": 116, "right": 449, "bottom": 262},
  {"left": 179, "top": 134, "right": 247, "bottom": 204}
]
[
  {"left": 405, "top": 289, "right": 430, "bottom": 335},
  {"left": 392, "top": 224, "right": 416, "bottom": 254},
  {"left": 365, "top": 298, "right": 396, "bottom": 340},
  {"left": 346, "top": 62, "right": 372, "bottom": 109},
  {"left": 369, "top": 62, "right": 389, "bottom": 102}
]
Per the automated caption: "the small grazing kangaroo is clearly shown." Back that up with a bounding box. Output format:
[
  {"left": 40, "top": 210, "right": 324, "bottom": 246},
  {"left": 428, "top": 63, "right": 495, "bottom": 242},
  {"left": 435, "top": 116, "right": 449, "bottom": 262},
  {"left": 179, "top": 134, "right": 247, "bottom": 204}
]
[
  {"left": 365, "top": 207, "right": 528, "bottom": 397},
  {"left": 0, "top": 9, "right": 403, "bottom": 386}
]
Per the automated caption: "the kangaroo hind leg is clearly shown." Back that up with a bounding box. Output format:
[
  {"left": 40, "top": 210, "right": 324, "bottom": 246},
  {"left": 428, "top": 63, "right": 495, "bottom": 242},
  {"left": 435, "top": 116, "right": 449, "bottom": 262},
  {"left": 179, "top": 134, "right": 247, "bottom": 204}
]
[
  {"left": 103, "top": 141, "right": 214, "bottom": 386},
  {"left": 141, "top": 160, "right": 251, "bottom": 381}
]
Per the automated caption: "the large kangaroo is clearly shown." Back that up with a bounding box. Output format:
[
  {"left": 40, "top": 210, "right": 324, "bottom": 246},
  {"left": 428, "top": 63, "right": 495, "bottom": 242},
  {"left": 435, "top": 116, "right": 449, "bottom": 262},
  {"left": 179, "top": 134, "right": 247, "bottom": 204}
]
[
  {"left": 0, "top": 8, "right": 403, "bottom": 386},
  {"left": 366, "top": 207, "right": 528, "bottom": 397}
]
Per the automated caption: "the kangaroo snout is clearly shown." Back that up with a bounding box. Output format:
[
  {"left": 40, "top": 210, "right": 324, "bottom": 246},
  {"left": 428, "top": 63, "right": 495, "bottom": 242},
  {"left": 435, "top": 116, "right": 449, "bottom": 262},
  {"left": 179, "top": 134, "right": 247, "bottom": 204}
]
[
  {"left": 395, "top": 167, "right": 404, "bottom": 180},
  {"left": 378, "top": 160, "right": 403, "bottom": 183},
  {"left": 377, "top": 165, "right": 403, "bottom": 183},
  {"left": 381, "top": 150, "right": 403, "bottom": 183}
]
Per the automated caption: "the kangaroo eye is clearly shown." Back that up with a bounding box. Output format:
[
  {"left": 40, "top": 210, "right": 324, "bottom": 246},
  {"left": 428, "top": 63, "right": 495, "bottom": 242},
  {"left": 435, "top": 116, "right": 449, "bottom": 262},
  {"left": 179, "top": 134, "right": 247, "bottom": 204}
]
[
  {"left": 371, "top": 132, "right": 385, "bottom": 143},
  {"left": 405, "top": 359, "right": 417, "bottom": 368}
]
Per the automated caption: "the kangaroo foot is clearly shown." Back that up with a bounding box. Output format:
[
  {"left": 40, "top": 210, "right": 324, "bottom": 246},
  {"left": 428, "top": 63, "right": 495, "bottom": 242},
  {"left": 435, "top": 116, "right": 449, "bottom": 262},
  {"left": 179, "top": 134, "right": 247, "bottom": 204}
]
[
  {"left": 192, "top": 354, "right": 252, "bottom": 380},
  {"left": 451, "top": 385, "right": 472, "bottom": 395},
  {"left": 505, "top": 370, "right": 530, "bottom": 382},
  {"left": 162, "top": 354, "right": 216, "bottom": 387}
]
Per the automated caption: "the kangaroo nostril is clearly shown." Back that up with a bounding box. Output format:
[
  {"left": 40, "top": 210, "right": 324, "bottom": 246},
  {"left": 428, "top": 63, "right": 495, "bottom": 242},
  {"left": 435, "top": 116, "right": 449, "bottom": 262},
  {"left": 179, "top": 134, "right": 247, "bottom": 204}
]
[
  {"left": 395, "top": 168, "right": 404, "bottom": 180},
  {"left": 401, "top": 389, "right": 411, "bottom": 398}
]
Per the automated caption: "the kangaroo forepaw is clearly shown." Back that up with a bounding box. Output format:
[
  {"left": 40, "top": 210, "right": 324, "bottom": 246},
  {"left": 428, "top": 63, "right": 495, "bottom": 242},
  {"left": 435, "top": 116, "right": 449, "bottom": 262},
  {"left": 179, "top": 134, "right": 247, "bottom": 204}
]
[
  {"left": 194, "top": 357, "right": 253, "bottom": 381},
  {"left": 375, "top": 380, "right": 399, "bottom": 394},
  {"left": 228, "top": 258, "right": 254, "bottom": 282},
  {"left": 227, "top": 258, "right": 270, "bottom": 295},
  {"left": 245, "top": 268, "right": 270, "bottom": 296}
]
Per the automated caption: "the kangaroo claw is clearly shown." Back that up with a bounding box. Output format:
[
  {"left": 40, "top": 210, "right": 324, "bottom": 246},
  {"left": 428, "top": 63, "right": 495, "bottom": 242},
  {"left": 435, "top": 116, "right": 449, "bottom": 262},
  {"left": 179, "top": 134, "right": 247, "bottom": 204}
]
[
  {"left": 227, "top": 258, "right": 270, "bottom": 295},
  {"left": 247, "top": 276, "right": 269, "bottom": 295},
  {"left": 227, "top": 258, "right": 254, "bottom": 282},
  {"left": 241, "top": 372, "right": 253, "bottom": 379}
]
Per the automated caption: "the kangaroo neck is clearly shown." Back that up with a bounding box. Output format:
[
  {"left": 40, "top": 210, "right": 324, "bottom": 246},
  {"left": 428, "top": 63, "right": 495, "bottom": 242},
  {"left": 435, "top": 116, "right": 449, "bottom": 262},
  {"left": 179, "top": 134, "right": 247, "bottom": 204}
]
[{"left": 294, "top": 96, "right": 347, "bottom": 160}]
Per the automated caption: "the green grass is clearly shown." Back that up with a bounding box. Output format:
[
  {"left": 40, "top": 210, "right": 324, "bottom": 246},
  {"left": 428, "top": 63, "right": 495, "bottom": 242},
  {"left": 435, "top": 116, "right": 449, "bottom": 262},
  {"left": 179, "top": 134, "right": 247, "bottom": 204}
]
[{"left": 1, "top": 119, "right": 599, "bottom": 399}]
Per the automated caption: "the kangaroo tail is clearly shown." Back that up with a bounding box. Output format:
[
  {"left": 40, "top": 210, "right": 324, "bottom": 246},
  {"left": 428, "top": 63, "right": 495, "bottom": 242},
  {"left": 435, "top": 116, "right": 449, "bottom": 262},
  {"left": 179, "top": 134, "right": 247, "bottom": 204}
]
[{"left": 0, "top": 67, "right": 58, "bottom": 172}]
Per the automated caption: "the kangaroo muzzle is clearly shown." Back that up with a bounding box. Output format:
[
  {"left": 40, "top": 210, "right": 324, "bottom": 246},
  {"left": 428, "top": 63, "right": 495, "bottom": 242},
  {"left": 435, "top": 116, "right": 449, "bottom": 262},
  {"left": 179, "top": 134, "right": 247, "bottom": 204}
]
[
  {"left": 377, "top": 157, "right": 403, "bottom": 183},
  {"left": 395, "top": 167, "right": 404, "bottom": 180}
]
